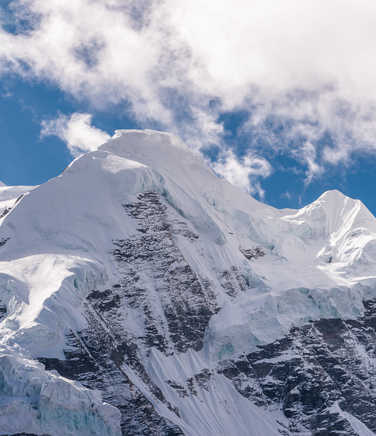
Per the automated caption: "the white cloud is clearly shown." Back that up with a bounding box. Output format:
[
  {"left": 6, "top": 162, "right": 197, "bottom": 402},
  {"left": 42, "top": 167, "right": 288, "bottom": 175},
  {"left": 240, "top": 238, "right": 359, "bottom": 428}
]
[
  {"left": 2, "top": 0, "right": 376, "bottom": 191},
  {"left": 41, "top": 113, "right": 110, "bottom": 156},
  {"left": 213, "top": 150, "right": 272, "bottom": 198},
  {"left": 301, "top": 141, "right": 323, "bottom": 184}
]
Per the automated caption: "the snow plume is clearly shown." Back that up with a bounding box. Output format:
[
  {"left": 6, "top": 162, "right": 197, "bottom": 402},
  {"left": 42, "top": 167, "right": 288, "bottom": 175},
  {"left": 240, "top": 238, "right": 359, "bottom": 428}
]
[
  {"left": 3, "top": 0, "right": 376, "bottom": 192},
  {"left": 213, "top": 150, "right": 271, "bottom": 199},
  {"left": 41, "top": 113, "right": 110, "bottom": 156}
]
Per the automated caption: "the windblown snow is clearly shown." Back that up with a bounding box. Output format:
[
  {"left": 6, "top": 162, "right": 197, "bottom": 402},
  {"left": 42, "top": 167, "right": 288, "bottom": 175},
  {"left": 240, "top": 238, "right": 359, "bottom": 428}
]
[{"left": 1, "top": 129, "right": 376, "bottom": 435}]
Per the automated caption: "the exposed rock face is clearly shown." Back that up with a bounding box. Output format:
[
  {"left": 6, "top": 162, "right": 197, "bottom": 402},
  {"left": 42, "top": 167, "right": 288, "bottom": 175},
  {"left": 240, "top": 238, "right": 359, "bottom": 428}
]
[
  {"left": 0, "top": 237, "right": 9, "bottom": 247},
  {"left": 0, "top": 207, "right": 11, "bottom": 219},
  {"left": 40, "top": 192, "right": 218, "bottom": 435},
  {"left": 239, "top": 247, "right": 265, "bottom": 260},
  {"left": 217, "top": 299, "right": 376, "bottom": 434},
  {"left": 115, "top": 191, "right": 217, "bottom": 354},
  {"left": 0, "top": 302, "right": 6, "bottom": 321}
]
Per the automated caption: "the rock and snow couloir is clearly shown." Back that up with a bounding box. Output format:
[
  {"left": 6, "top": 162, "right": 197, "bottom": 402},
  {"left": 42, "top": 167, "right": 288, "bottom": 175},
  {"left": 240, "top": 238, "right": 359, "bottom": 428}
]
[{"left": 1, "top": 130, "right": 376, "bottom": 435}]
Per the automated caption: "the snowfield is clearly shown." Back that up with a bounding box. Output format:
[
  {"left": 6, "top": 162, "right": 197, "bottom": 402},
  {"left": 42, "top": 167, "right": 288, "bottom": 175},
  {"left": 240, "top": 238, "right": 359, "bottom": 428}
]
[{"left": 1, "top": 130, "right": 376, "bottom": 435}]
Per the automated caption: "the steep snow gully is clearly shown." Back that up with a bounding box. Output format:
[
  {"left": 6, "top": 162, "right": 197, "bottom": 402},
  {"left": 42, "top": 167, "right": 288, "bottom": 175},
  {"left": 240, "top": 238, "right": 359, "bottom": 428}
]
[{"left": 1, "top": 130, "right": 376, "bottom": 435}]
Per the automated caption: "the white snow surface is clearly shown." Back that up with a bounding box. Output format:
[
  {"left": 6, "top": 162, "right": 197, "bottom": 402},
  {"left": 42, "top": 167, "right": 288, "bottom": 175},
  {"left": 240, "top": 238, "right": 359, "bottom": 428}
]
[
  {"left": 0, "top": 184, "right": 35, "bottom": 221},
  {"left": 1, "top": 129, "right": 376, "bottom": 434}
]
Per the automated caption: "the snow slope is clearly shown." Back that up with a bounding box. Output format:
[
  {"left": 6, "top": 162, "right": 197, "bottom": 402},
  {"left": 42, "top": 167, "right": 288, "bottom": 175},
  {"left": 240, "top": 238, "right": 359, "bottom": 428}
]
[
  {"left": 1, "top": 129, "right": 376, "bottom": 435},
  {"left": 0, "top": 183, "right": 34, "bottom": 220}
]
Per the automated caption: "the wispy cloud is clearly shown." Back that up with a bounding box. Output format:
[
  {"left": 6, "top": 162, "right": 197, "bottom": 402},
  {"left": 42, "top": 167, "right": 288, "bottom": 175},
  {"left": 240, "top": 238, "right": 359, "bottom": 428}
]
[
  {"left": 41, "top": 113, "right": 110, "bottom": 156},
  {"left": 213, "top": 150, "right": 272, "bottom": 198}
]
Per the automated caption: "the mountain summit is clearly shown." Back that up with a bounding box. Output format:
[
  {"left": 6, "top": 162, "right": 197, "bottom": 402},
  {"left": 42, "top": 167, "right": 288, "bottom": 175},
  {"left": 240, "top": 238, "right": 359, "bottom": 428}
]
[{"left": 1, "top": 130, "right": 376, "bottom": 435}]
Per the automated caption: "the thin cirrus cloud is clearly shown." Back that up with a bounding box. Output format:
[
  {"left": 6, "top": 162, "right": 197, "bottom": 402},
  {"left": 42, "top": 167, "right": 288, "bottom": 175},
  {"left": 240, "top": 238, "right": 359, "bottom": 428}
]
[
  {"left": 213, "top": 151, "right": 272, "bottom": 198},
  {"left": 1, "top": 0, "right": 376, "bottom": 192}
]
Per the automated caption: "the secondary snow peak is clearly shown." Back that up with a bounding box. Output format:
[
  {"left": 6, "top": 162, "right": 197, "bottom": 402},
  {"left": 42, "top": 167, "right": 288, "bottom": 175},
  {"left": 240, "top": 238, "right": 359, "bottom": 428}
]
[{"left": 317, "top": 189, "right": 348, "bottom": 200}]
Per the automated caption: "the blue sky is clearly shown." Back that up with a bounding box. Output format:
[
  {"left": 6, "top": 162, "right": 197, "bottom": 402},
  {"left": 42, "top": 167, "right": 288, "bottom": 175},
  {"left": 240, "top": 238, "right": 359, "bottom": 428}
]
[
  {"left": 0, "top": 74, "right": 139, "bottom": 185},
  {"left": 1, "top": 0, "right": 376, "bottom": 215}
]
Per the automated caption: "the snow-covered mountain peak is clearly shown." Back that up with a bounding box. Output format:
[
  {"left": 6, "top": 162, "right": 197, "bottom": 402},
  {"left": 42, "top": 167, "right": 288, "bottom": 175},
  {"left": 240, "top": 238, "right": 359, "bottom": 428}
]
[
  {"left": 281, "top": 187, "right": 374, "bottom": 235},
  {"left": 313, "top": 189, "right": 361, "bottom": 219},
  {"left": 110, "top": 129, "right": 187, "bottom": 150},
  {"left": 101, "top": 129, "right": 200, "bottom": 170},
  {"left": 317, "top": 188, "right": 347, "bottom": 200},
  {"left": 272, "top": 187, "right": 376, "bottom": 289},
  {"left": 3, "top": 130, "right": 376, "bottom": 435},
  {"left": 99, "top": 129, "right": 218, "bottom": 198}
]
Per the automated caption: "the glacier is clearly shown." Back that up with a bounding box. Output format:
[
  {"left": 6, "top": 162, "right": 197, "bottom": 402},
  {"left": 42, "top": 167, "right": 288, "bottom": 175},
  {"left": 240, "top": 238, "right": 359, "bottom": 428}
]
[{"left": 1, "top": 129, "right": 376, "bottom": 435}]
